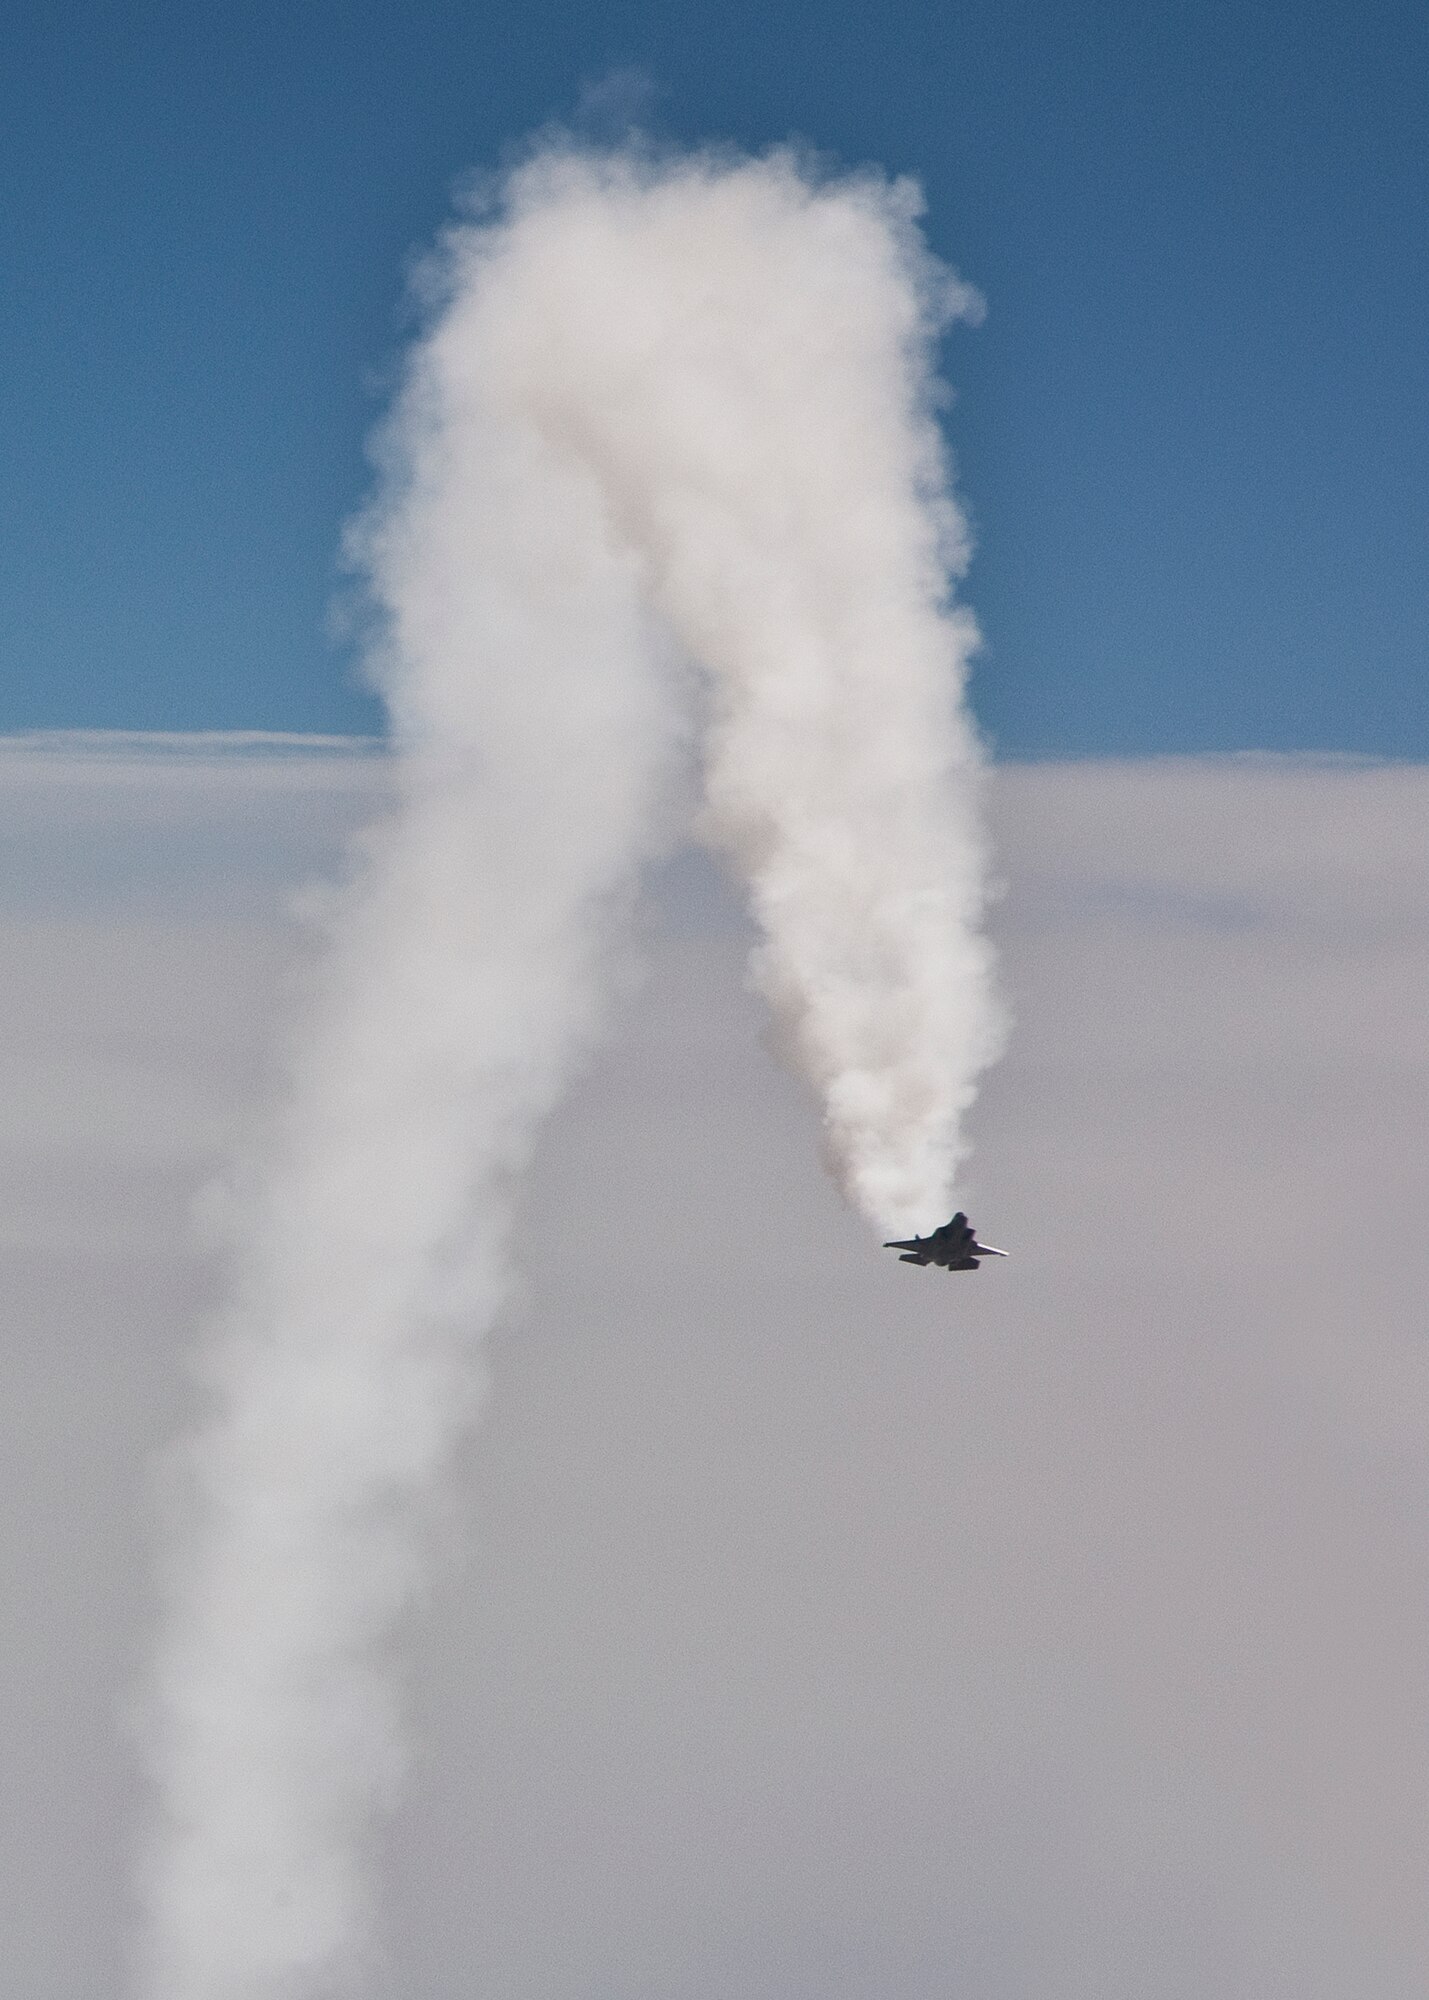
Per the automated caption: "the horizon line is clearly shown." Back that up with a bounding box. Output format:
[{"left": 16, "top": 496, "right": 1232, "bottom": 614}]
[{"left": 0, "top": 730, "right": 1408, "bottom": 773}]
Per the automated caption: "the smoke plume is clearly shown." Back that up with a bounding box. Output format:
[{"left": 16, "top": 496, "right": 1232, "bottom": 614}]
[{"left": 138, "top": 143, "right": 1002, "bottom": 1998}]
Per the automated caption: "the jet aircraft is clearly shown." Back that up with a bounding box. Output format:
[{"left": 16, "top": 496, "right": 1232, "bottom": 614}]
[{"left": 884, "top": 1211, "right": 1007, "bottom": 1270}]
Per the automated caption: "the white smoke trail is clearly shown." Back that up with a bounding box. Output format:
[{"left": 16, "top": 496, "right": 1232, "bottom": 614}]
[
  {"left": 138, "top": 143, "right": 1001, "bottom": 2000},
  {"left": 467, "top": 146, "right": 1002, "bottom": 1226}
]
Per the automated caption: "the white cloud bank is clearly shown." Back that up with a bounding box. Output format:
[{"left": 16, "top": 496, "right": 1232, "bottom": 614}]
[{"left": 0, "top": 739, "right": 1427, "bottom": 1998}]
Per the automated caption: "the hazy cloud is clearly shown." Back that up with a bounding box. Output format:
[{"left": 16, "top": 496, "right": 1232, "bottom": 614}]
[{"left": 1, "top": 741, "right": 1427, "bottom": 1998}]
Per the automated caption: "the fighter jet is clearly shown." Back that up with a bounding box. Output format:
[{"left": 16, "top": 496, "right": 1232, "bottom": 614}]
[{"left": 884, "top": 1211, "right": 1007, "bottom": 1270}]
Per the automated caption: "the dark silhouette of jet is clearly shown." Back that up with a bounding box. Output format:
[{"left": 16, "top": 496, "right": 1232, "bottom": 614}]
[{"left": 884, "top": 1211, "right": 1007, "bottom": 1270}]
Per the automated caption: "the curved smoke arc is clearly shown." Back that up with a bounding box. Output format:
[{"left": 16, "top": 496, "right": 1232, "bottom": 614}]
[{"left": 136, "top": 143, "right": 1003, "bottom": 2000}]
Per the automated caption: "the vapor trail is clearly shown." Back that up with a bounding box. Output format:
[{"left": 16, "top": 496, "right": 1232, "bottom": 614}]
[{"left": 138, "top": 143, "right": 1001, "bottom": 1999}]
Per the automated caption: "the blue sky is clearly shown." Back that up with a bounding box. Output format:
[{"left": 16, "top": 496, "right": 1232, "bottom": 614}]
[{"left": 4, "top": 0, "right": 1424, "bottom": 753}]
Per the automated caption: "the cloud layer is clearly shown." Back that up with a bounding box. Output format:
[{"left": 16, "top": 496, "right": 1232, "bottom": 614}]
[{"left": 0, "top": 740, "right": 1426, "bottom": 1997}]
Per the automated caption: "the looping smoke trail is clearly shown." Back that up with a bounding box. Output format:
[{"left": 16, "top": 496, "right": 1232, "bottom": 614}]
[
  {"left": 471, "top": 146, "right": 1003, "bottom": 1226},
  {"left": 138, "top": 143, "right": 1002, "bottom": 1999}
]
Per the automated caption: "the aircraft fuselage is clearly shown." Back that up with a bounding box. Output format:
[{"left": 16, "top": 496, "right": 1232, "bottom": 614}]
[{"left": 883, "top": 1211, "right": 1006, "bottom": 1270}]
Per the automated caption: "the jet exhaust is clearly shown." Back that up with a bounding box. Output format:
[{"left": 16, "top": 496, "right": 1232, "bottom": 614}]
[{"left": 136, "top": 141, "right": 1004, "bottom": 2000}]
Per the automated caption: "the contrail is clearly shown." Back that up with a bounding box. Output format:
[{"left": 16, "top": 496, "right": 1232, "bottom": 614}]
[{"left": 137, "top": 142, "right": 1002, "bottom": 1999}]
